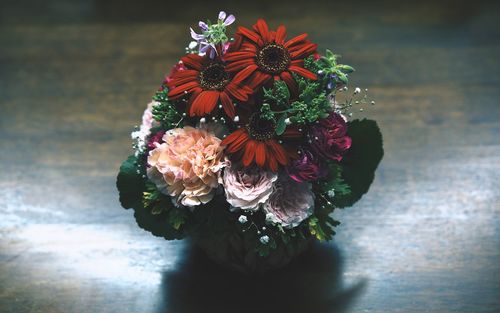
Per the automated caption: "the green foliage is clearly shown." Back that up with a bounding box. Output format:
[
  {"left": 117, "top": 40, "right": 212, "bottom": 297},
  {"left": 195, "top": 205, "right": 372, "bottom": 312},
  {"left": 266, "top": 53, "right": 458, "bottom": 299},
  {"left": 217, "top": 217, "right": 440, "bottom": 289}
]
[
  {"left": 201, "top": 18, "right": 231, "bottom": 45},
  {"left": 152, "top": 87, "right": 183, "bottom": 129},
  {"left": 304, "top": 51, "right": 355, "bottom": 90},
  {"left": 263, "top": 80, "right": 290, "bottom": 108},
  {"left": 275, "top": 114, "right": 287, "bottom": 136},
  {"left": 259, "top": 103, "right": 274, "bottom": 120},
  {"left": 288, "top": 78, "right": 331, "bottom": 125},
  {"left": 116, "top": 155, "right": 145, "bottom": 210},
  {"left": 318, "top": 163, "right": 351, "bottom": 200},
  {"left": 308, "top": 213, "right": 340, "bottom": 241},
  {"left": 333, "top": 119, "right": 384, "bottom": 208},
  {"left": 116, "top": 155, "right": 185, "bottom": 240}
]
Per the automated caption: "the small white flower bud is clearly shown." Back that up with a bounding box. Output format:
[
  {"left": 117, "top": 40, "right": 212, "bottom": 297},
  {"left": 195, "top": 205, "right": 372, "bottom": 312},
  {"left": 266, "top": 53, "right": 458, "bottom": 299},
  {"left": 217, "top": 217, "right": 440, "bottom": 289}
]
[
  {"left": 238, "top": 215, "right": 248, "bottom": 224},
  {"left": 260, "top": 235, "right": 270, "bottom": 244}
]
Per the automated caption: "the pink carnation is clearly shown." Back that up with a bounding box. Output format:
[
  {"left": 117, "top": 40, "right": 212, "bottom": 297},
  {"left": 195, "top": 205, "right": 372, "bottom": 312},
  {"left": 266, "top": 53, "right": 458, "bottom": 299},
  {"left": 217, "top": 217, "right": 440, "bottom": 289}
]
[
  {"left": 263, "top": 175, "right": 315, "bottom": 228},
  {"left": 222, "top": 164, "right": 277, "bottom": 211},
  {"left": 147, "top": 127, "right": 226, "bottom": 207}
]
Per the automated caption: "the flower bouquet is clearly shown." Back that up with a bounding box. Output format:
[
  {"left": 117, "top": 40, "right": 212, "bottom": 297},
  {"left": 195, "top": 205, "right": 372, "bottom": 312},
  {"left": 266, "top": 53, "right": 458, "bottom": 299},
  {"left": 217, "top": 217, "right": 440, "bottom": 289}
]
[{"left": 117, "top": 11, "right": 383, "bottom": 272}]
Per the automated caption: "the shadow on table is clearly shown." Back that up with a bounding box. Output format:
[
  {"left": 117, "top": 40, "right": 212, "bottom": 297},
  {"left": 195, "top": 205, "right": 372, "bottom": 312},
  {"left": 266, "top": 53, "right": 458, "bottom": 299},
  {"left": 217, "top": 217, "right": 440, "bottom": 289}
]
[{"left": 155, "top": 242, "right": 366, "bottom": 313}]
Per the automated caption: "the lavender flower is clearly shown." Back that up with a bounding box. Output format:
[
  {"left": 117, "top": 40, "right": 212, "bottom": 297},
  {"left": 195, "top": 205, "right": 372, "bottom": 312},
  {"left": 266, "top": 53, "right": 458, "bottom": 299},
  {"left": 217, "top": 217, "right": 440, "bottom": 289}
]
[{"left": 190, "top": 11, "right": 235, "bottom": 59}]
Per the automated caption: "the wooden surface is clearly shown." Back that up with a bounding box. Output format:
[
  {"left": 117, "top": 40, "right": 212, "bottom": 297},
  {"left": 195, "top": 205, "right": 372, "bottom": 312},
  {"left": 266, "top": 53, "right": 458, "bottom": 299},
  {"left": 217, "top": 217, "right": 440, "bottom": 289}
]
[{"left": 1, "top": 1, "right": 499, "bottom": 312}]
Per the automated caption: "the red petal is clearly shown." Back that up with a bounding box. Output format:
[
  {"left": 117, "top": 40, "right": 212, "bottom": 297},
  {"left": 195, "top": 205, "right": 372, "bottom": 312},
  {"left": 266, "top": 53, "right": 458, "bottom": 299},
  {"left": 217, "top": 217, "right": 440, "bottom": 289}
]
[
  {"left": 266, "top": 148, "right": 278, "bottom": 172},
  {"left": 284, "top": 33, "right": 308, "bottom": 48},
  {"left": 222, "top": 128, "right": 246, "bottom": 146},
  {"left": 290, "top": 43, "right": 318, "bottom": 59},
  {"left": 228, "top": 34, "right": 243, "bottom": 52},
  {"left": 268, "top": 140, "right": 288, "bottom": 165},
  {"left": 224, "top": 51, "right": 255, "bottom": 62},
  {"left": 225, "top": 59, "right": 255, "bottom": 72},
  {"left": 255, "top": 142, "right": 266, "bottom": 167},
  {"left": 242, "top": 140, "right": 257, "bottom": 166},
  {"left": 237, "top": 26, "right": 262, "bottom": 45},
  {"left": 232, "top": 64, "right": 258, "bottom": 84},
  {"left": 168, "top": 81, "right": 199, "bottom": 98},
  {"left": 254, "top": 19, "right": 270, "bottom": 43},
  {"left": 249, "top": 71, "right": 272, "bottom": 89},
  {"left": 289, "top": 66, "right": 317, "bottom": 80},
  {"left": 166, "top": 74, "right": 197, "bottom": 88},
  {"left": 180, "top": 54, "right": 204, "bottom": 70},
  {"left": 219, "top": 92, "right": 235, "bottom": 119},
  {"left": 227, "top": 130, "right": 249, "bottom": 153},
  {"left": 291, "top": 59, "right": 304, "bottom": 67},
  {"left": 275, "top": 25, "right": 287, "bottom": 45},
  {"left": 226, "top": 83, "right": 250, "bottom": 102},
  {"left": 170, "top": 69, "right": 199, "bottom": 78},
  {"left": 189, "top": 90, "right": 219, "bottom": 116}
]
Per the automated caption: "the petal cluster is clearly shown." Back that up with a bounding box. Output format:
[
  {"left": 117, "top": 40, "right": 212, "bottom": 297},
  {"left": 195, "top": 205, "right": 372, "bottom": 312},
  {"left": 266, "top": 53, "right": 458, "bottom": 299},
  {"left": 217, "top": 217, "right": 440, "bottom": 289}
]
[
  {"left": 222, "top": 163, "right": 277, "bottom": 211},
  {"left": 147, "top": 127, "right": 226, "bottom": 206},
  {"left": 263, "top": 175, "right": 315, "bottom": 228}
]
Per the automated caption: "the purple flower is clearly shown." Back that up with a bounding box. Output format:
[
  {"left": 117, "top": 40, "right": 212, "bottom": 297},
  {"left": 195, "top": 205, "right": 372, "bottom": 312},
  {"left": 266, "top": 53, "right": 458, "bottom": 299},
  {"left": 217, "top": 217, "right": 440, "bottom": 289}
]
[
  {"left": 218, "top": 11, "right": 235, "bottom": 26},
  {"left": 309, "top": 112, "right": 352, "bottom": 161},
  {"left": 189, "top": 11, "right": 235, "bottom": 59},
  {"left": 147, "top": 130, "right": 165, "bottom": 151},
  {"left": 286, "top": 150, "right": 328, "bottom": 183}
]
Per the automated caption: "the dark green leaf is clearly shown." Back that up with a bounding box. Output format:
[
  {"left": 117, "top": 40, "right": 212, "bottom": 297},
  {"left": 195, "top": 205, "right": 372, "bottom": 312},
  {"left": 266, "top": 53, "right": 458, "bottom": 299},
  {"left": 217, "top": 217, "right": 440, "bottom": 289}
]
[
  {"left": 275, "top": 114, "right": 287, "bottom": 135},
  {"left": 116, "top": 155, "right": 145, "bottom": 210},
  {"left": 334, "top": 119, "right": 384, "bottom": 207}
]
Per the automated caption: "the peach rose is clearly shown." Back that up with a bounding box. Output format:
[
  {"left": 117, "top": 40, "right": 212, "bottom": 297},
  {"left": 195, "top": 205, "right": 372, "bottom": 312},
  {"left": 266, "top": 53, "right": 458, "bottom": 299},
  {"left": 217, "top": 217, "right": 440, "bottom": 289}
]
[{"left": 147, "top": 126, "right": 226, "bottom": 207}]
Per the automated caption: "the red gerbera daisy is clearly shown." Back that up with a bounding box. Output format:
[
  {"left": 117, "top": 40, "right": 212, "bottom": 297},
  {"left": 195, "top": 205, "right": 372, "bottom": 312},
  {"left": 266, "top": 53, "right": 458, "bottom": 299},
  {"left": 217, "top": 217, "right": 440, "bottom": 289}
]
[
  {"left": 167, "top": 54, "right": 252, "bottom": 118},
  {"left": 221, "top": 113, "right": 302, "bottom": 172},
  {"left": 224, "top": 19, "right": 318, "bottom": 94}
]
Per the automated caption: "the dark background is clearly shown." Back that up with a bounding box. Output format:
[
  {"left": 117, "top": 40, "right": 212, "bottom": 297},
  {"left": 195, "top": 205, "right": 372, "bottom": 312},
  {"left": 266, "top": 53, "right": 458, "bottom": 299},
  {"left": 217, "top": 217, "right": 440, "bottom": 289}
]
[{"left": 1, "top": 0, "right": 499, "bottom": 312}]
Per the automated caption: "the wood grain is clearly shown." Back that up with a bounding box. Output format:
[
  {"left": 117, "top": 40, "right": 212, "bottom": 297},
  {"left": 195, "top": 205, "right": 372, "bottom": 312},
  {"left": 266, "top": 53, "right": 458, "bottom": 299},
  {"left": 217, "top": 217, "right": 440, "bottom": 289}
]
[{"left": 1, "top": 0, "right": 499, "bottom": 312}]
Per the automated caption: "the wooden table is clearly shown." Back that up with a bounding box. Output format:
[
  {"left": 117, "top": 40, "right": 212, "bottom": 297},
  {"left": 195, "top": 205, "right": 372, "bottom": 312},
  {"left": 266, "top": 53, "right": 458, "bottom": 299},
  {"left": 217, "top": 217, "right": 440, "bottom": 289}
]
[{"left": 1, "top": 1, "right": 499, "bottom": 312}]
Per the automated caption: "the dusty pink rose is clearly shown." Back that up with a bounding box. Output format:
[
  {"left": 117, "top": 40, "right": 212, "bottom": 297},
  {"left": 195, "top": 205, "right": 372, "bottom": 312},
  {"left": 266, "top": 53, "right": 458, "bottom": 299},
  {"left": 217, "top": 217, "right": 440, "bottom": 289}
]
[
  {"left": 147, "top": 126, "right": 226, "bottom": 207},
  {"left": 222, "top": 164, "right": 277, "bottom": 211},
  {"left": 263, "top": 175, "right": 315, "bottom": 228}
]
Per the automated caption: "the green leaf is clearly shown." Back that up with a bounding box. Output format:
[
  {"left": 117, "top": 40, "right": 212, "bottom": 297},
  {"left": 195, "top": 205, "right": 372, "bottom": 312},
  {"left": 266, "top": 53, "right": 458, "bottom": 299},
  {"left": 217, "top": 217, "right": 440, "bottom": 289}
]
[
  {"left": 337, "top": 64, "right": 355, "bottom": 73},
  {"left": 334, "top": 119, "right": 384, "bottom": 208},
  {"left": 275, "top": 114, "right": 287, "bottom": 135},
  {"left": 168, "top": 207, "right": 188, "bottom": 230},
  {"left": 117, "top": 155, "right": 185, "bottom": 240},
  {"left": 116, "top": 155, "right": 145, "bottom": 210},
  {"left": 337, "top": 72, "right": 349, "bottom": 84}
]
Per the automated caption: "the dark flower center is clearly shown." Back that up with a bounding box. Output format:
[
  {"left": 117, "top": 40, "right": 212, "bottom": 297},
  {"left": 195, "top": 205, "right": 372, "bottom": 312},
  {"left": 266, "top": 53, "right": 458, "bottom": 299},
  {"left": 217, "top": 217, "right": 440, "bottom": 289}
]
[
  {"left": 256, "top": 44, "right": 291, "bottom": 74},
  {"left": 199, "top": 63, "right": 229, "bottom": 90},
  {"left": 247, "top": 114, "right": 277, "bottom": 141}
]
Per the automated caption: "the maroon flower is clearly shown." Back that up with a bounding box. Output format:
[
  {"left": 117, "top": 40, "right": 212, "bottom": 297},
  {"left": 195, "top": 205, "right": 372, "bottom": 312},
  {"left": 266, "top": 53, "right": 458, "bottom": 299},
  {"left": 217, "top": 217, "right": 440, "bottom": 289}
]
[
  {"left": 309, "top": 112, "right": 351, "bottom": 161},
  {"left": 147, "top": 130, "right": 165, "bottom": 151},
  {"left": 286, "top": 150, "right": 327, "bottom": 183}
]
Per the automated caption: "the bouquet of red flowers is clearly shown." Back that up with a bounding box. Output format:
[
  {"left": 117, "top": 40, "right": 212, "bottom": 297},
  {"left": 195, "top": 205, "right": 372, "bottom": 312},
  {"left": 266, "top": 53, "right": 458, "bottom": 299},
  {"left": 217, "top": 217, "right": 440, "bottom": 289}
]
[{"left": 117, "top": 11, "right": 383, "bottom": 272}]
